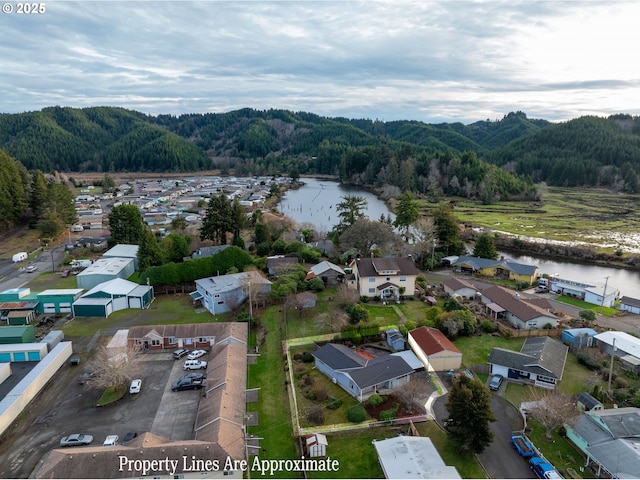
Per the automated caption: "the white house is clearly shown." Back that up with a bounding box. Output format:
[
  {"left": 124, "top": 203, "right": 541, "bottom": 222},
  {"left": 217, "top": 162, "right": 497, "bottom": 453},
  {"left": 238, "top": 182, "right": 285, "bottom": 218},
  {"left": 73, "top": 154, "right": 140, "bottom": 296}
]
[
  {"left": 193, "top": 271, "right": 271, "bottom": 316},
  {"left": 350, "top": 256, "right": 420, "bottom": 300}
]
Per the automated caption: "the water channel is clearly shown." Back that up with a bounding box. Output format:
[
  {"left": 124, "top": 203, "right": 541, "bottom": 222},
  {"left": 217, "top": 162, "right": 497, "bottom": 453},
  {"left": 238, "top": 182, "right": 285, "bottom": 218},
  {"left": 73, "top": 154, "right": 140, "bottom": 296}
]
[{"left": 278, "top": 178, "right": 640, "bottom": 299}]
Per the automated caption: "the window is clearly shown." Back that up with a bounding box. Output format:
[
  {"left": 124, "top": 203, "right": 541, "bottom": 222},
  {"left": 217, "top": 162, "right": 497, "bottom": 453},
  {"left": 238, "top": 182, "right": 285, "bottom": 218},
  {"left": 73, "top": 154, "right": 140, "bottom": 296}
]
[
  {"left": 386, "top": 277, "right": 391, "bottom": 281},
  {"left": 168, "top": 337, "right": 176, "bottom": 344},
  {"left": 151, "top": 339, "right": 160, "bottom": 346},
  {"left": 368, "top": 288, "right": 376, "bottom": 294},
  {"left": 198, "top": 337, "right": 208, "bottom": 343},
  {"left": 368, "top": 277, "right": 376, "bottom": 283},
  {"left": 400, "top": 276, "right": 407, "bottom": 282},
  {"left": 217, "top": 300, "right": 224, "bottom": 305}
]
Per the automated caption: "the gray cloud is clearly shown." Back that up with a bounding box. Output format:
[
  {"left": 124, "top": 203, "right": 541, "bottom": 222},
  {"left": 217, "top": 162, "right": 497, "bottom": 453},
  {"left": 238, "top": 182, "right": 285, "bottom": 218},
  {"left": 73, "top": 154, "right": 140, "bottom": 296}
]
[{"left": 0, "top": 0, "right": 638, "bottom": 123}]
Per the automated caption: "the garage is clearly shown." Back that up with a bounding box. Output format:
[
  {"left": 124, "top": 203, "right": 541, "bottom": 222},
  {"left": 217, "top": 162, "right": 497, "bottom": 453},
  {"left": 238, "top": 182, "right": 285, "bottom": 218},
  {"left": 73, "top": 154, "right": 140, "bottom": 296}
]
[
  {"left": 43, "top": 303, "right": 56, "bottom": 314},
  {"left": 36, "top": 289, "right": 83, "bottom": 315},
  {"left": 72, "top": 279, "right": 154, "bottom": 318}
]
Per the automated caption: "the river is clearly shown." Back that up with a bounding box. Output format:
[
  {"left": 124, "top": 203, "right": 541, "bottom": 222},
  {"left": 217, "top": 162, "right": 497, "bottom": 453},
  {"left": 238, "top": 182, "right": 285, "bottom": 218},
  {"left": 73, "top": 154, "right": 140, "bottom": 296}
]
[
  {"left": 278, "top": 178, "right": 640, "bottom": 299},
  {"left": 277, "top": 177, "right": 394, "bottom": 234}
]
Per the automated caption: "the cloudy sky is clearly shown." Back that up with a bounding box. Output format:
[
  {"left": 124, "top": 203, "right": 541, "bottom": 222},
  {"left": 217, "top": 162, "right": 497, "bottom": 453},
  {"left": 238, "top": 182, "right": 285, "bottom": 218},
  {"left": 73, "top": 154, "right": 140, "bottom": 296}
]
[{"left": 2, "top": 0, "right": 639, "bottom": 123}]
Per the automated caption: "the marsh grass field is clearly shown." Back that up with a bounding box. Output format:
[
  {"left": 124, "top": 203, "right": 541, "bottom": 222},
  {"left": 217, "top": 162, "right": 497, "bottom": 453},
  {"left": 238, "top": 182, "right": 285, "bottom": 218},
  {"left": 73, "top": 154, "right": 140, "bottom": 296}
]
[{"left": 420, "top": 186, "right": 640, "bottom": 252}]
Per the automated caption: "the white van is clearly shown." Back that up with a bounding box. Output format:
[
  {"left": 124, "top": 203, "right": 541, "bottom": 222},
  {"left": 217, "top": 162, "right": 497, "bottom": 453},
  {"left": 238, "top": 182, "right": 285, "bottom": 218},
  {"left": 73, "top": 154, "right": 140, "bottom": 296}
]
[
  {"left": 71, "top": 225, "right": 84, "bottom": 233},
  {"left": 12, "top": 252, "right": 27, "bottom": 263}
]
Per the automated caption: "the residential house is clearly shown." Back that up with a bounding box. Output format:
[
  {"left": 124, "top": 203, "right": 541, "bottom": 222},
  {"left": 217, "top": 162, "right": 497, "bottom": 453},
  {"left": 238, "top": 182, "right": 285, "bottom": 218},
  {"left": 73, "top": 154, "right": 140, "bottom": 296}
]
[
  {"left": 72, "top": 278, "right": 154, "bottom": 318},
  {"left": 408, "top": 326, "right": 462, "bottom": 372},
  {"left": 442, "top": 277, "right": 477, "bottom": 300},
  {"left": 312, "top": 343, "right": 415, "bottom": 402},
  {"left": 127, "top": 322, "right": 247, "bottom": 351},
  {"left": 487, "top": 336, "right": 568, "bottom": 389},
  {"left": 620, "top": 296, "right": 640, "bottom": 315},
  {"left": 304, "top": 260, "right": 346, "bottom": 285},
  {"left": 594, "top": 331, "right": 640, "bottom": 373},
  {"left": 193, "top": 271, "right": 272, "bottom": 316},
  {"left": 480, "top": 285, "right": 558, "bottom": 329},
  {"left": 450, "top": 255, "right": 539, "bottom": 285},
  {"left": 373, "top": 436, "right": 460, "bottom": 479},
  {"left": 549, "top": 276, "right": 618, "bottom": 308},
  {"left": 565, "top": 407, "right": 640, "bottom": 478},
  {"left": 350, "top": 256, "right": 420, "bottom": 300}
]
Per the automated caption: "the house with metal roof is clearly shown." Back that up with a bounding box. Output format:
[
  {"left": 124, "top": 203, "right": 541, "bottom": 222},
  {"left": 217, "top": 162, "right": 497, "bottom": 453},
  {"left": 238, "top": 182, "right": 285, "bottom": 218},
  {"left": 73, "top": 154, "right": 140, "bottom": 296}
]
[
  {"left": 565, "top": 407, "right": 640, "bottom": 478},
  {"left": 312, "top": 343, "right": 416, "bottom": 401},
  {"left": 350, "top": 256, "right": 420, "bottom": 300},
  {"left": 620, "top": 296, "right": 640, "bottom": 315},
  {"left": 480, "top": 285, "right": 558, "bottom": 329},
  {"left": 548, "top": 275, "right": 618, "bottom": 308},
  {"left": 36, "top": 289, "right": 83, "bottom": 315},
  {"left": 193, "top": 271, "right": 271, "bottom": 316},
  {"left": 408, "top": 326, "right": 462, "bottom": 372},
  {"left": 488, "top": 336, "right": 568, "bottom": 389},
  {"left": 72, "top": 278, "right": 154, "bottom": 318},
  {"left": 304, "top": 260, "right": 346, "bottom": 285}
]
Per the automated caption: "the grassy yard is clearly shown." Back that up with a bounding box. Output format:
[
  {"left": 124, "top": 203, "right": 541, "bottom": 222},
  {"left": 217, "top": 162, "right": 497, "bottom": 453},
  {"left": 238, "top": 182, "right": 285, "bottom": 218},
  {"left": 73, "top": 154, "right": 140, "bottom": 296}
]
[
  {"left": 454, "top": 333, "right": 525, "bottom": 367},
  {"left": 396, "top": 299, "right": 434, "bottom": 323},
  {"left": 362, "top": 304, "right": 401, "bottom": 324},
  {"left": 556, "top": 296, "right": 617, "bottom": 316},
  {"left": 246, "top": 306, "right": 299, "bottom": 478}
]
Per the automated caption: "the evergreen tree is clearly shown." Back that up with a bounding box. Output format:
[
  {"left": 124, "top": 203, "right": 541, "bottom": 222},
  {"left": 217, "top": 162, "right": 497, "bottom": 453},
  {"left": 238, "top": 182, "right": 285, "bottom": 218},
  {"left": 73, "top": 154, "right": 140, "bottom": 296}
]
[
  {"left": 472, "top": 232, "right": 498, "bottom": 260},
  {"left": 333, "top": 194, "right": 367, "bottom": 237},
  {"left": 230, "top": 196, "right": 247, "bottom": 242},
  {"left": 200, "top": 194, "right": 233, "bottom": 244},
  {"left": 30, "top": 170, "right": 48, "bottom": 223},
  {"left": 108, "top": 204, "right": 144, "bottom": 246},
  {"left": 433, "top": 202, "right": 465, "bottom": 255},
  {"left": 138, "top": 228, "right": 164, "bottom": 271},
  {"left": 394, "top": 192, "right": 421, "bottom": 241},
  {"left": 445, "top": 375, "right": 496, "bottom": 453},
  {"left": 161, "top": 233, "right": 190, "bottom": 263}
]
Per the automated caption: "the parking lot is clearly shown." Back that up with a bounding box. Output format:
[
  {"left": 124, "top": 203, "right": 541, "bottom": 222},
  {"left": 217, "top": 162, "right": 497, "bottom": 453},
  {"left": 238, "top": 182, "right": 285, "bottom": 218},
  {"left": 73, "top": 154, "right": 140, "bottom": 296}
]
[{"left": 0, "top": 349, "right": 208, "bottom": 478}]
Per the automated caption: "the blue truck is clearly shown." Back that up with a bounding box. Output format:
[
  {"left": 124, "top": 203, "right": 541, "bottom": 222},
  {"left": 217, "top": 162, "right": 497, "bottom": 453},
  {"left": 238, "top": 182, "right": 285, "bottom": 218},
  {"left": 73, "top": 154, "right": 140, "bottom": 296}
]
[
  {"left": 530, "top": 456, "right": 563, "bottom": 479},
  {"left": 510, "top": 433, "right": 535, "bottom": 457}
]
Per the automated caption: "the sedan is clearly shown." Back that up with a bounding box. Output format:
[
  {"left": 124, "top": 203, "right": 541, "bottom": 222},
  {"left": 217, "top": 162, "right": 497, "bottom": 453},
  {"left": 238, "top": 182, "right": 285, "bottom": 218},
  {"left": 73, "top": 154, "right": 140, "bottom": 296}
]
[
  {"left": 25, "top": 265, "right": 38, "bottom": 273},
  {"left": 60, "top": 433, "right": 94, "bottom": 447},
  {"left": 129, "top": 379, "right": 142, "bottom": 394},
  {"left": 187, "top": 350, "right": 206, "bottom": 360},
  {"left": 489, "top": 374, "right": 504, "bottom": 391}
]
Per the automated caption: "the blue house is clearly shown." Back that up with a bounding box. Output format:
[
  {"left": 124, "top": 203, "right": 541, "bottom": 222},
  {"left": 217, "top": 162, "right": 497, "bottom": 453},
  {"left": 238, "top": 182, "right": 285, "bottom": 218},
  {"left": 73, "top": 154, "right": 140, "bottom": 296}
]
[
  {"left": 193, "top": 271, "right": 271, "bottom": 316},
  {"left": 312, "top": 343, "right": 414, "bottom": 401}
]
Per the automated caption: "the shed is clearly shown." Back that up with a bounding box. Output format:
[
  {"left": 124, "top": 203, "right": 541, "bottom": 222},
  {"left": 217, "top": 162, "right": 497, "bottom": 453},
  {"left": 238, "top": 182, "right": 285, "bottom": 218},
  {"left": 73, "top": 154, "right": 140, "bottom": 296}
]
[
  {"left": 386, "top": 328, "right": 405, "bottom": 351},
  {"left": 305, "top": 433, "right": 328, "bottom": 458},
  {"left": 0, "top": 288, "right": 31, "bottom": 302},
  {"left": 72, "top": 279, "right": 154, "bottom": 318},
  {"left": 562, "top": 328, "right": 597, "bottom": 347},
  {"left": 0, "top": 325, "right": 36, "bottom": 344},
  {"left": 6, "top": 310, "right": 35, "bottom": 325},
  {"left": 36, "top": 289, "right": 83, "bottom": 315},
  {"left": 577, "top": 392, "right": 604, "bottom": 412},
  {"left": 620, "top": 296, "right": 640, "bottom": 315}
]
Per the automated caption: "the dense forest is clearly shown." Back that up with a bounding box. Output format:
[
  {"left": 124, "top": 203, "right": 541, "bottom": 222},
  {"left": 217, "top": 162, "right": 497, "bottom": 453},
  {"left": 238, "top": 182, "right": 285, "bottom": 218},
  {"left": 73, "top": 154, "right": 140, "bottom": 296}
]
[{"left": 2, "top": 107, "right": 640, "bottom": 196}]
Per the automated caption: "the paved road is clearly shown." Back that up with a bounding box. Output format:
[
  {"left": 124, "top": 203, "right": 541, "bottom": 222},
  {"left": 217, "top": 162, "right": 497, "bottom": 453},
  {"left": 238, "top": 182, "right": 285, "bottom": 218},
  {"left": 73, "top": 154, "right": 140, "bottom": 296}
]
[
  {"left": 0, "top": 244, "right": 66, "bottom": 291},
  {"left": 431, "top": 375, "right": 536, "bottom": 479}
]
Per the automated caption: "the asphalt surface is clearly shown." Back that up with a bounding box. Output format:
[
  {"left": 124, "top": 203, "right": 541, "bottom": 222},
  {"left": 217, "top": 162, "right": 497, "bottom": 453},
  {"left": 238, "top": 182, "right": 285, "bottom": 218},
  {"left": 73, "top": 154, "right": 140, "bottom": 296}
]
[
  {"left": 431, "top": 375, "right": 536, "bottom": 479},
  {"left": 0, "top": 350, "right": 208, "bottom": 478}
]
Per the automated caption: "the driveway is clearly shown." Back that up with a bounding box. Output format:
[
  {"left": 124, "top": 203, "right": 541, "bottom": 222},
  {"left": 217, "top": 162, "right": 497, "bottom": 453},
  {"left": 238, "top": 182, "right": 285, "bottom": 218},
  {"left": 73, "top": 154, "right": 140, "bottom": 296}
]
[{"left": 432, "top": 376, "right": 536, "bottom": 479}]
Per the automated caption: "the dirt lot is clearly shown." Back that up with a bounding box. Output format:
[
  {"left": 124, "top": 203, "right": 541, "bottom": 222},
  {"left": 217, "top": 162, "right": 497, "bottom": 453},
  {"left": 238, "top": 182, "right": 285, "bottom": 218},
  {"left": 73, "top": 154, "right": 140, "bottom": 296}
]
[{"left": 0, "top": 350, "right": 204, "bottom": 479}]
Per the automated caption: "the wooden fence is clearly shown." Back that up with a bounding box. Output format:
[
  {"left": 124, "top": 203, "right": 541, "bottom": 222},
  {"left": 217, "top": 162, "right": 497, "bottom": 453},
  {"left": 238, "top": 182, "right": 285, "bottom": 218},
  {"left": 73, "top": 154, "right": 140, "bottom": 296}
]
[{"left": 495, "top": 322, "right": 562, "bottom": 338}]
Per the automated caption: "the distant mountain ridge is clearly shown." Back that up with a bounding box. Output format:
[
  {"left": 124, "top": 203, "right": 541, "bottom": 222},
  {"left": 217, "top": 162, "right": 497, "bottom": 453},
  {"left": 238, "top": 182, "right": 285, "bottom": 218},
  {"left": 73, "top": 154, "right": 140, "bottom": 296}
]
[{"left": 1, "top": 106, "right": 639, "bottom": 191}]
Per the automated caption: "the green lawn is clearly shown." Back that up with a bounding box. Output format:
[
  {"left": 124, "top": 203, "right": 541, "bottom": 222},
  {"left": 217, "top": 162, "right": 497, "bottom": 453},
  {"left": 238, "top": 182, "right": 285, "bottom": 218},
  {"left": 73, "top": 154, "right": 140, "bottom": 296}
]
[
  {"left": 362, "top": 304, "right": 401, "bottom": 324},
  {"left": 555, "top": 296, "right": 616, "bottom": 316},
  {"left": 454, "top": 333, "right": 525, "bottom": 366},
  {"left": 396, "top": 300, "right": 433, "bottom": 324},
  {"left": 247, "top": 306, "right": 298, "bottom": 478}
]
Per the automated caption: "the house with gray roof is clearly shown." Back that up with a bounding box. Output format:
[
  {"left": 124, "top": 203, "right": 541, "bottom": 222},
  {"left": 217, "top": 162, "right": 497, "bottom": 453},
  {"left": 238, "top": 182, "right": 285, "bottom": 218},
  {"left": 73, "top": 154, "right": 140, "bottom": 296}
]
[
  {"left": 480, "top": 285, "right": 558, "bottom": 329},
  {"left": 304, "top": 260, "right": 346, "bottom": 285},
  {"left": 312, "top": 343, "right": 416, "bottom": 401},
  {"left": 442, "top": 277, "right": 477, "bottom": 300},
  {"left": 565, "top": 407, "right": 640, "bottom": 478},
  {"left": 488, "top": 336, "right": 568, "bottom": 389},
  {"left": 451, "top": 255, "right": 539, "bottom": 285},
  {"left": 193, "top": 271, "right": 271, "bottom": 316},
  {"left": 350, "top": 256, "right": 420, "bottom": 300},
  {"left": 620, "top": 296, "right": 640, "bottom": 315}
]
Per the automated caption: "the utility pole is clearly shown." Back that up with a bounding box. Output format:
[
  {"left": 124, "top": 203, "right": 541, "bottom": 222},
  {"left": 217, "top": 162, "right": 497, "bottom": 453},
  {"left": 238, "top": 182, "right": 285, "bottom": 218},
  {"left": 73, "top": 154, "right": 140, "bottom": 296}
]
[{"left": 600, "top": 276, "right": 610, "bottom": 315}]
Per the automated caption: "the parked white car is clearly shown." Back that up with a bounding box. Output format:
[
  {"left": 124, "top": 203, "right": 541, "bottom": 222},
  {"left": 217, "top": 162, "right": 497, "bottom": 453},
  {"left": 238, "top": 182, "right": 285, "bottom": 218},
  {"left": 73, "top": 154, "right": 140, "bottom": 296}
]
[
  {"left": 187, "top": 350, "right": 206, "bottom": 360},
  {"left": 129, "top": 379, "right": 142, "bottom": 394},
  {"left": 183, "top": 360, "right": 207, "bottom": 370},
  {"left": 103, "top": 435, "right": 119, "bottom": 446}
]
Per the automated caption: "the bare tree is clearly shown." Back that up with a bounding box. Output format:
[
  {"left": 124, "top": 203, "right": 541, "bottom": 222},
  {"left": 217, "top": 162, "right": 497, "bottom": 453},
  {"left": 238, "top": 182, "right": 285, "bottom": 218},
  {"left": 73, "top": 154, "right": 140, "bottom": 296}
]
[
  {"left": 86, "top": 343, "right": 145, "bottom": 390},
  {"left": 338, "top": 218, "right": 399, "bottom": 256},
  {"left": 527, "top": 388, "right": 577, "bottom": 440},
  {"left": 335, "top": 284, "right": 359, "bottom": 307},
  {"left": 397, "top": 377, "right": 430, "bottom": 414}
]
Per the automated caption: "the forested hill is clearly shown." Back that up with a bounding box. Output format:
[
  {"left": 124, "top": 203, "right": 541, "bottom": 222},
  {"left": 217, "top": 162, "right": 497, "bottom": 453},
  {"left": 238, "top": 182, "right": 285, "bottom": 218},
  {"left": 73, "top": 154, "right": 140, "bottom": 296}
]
[
  {"left": 486, "top": 114, "right": 640, "bottom": 190},
  {"left": 0, "top": 106, "right": 210, "bottom": 172}
]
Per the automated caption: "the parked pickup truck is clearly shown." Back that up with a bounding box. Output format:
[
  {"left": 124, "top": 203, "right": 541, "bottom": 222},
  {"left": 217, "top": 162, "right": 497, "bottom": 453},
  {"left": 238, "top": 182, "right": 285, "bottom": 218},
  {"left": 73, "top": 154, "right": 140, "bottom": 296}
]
[
  {"left": 511, "top": 433, "right": 535, "bottom": 457},
  {"left": 530, "top": 456, "right": 563, "bottom": 479}
]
